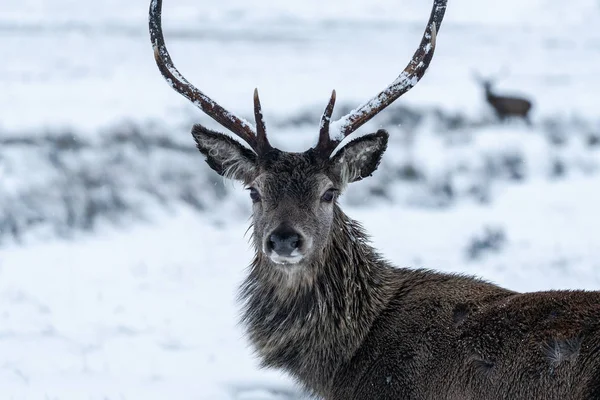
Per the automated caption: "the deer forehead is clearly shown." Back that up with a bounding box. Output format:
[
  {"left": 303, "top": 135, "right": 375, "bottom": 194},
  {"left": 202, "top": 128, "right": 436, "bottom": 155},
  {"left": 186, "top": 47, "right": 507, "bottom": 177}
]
[
  {"left": 254, "top": 169, "right": 333, "bottom": 199},
  {"left": 252, "top": 152, "right": 331, "bottom": 190}
]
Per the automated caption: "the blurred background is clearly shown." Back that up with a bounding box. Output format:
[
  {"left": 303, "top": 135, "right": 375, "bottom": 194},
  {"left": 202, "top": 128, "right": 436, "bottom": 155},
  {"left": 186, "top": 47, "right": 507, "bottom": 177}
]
[{"left": 1, "top": 0, "right": 600, "bottom": 398}]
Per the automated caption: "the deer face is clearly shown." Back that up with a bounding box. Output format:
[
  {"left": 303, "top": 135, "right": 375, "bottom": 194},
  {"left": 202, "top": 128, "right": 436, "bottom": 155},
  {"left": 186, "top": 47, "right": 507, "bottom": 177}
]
[
  {"left": 248, "top": 153, "right": 336, "bottom": 266},
  {"left": 192, "top": 125, "right": 388, "bottom": 266},
  {"left": 150, "top": 0, "right": 442, "bottom": 263}
]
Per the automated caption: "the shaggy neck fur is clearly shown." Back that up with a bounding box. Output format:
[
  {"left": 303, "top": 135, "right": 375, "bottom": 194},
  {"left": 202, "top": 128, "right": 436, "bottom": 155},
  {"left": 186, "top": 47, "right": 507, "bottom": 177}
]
[{"left": 239, "top": 205, "right": 397, "bottom": 396}]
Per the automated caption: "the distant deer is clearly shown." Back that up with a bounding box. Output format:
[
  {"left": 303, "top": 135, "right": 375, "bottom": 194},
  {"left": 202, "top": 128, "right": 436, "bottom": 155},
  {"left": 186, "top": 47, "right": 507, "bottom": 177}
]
[
  {"left": 475, "top": 73, "right": 534, "bottom": 124},
  {"left": 150, "top": 1, "right": 600, "bottom": 399}
]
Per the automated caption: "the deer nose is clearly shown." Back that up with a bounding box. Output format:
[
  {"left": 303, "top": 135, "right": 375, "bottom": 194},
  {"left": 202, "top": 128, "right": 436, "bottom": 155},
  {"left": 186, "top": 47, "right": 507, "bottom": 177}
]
[{"left": 268, "top": 226, "right": 302, "bottom": 257}]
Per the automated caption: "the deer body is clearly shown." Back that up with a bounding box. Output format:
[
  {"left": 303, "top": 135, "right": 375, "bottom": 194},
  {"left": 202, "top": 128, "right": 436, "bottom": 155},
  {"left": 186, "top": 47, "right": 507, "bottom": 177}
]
[
  {"left": 335, "top": 281, "right": 600, "bottom": 400},
  {"left": 149, "top": 1, "right": 600, "bottom": 398},
  {"left": 482, "top": 80, "right": 533, "bottom": 122},
  {"left": 242, "top": 192, "right": 600, "bottom": 400}
]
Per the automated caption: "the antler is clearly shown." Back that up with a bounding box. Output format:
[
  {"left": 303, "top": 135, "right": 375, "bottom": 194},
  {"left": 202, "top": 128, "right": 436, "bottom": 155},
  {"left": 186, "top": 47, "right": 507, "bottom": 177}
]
[
  {"left": 317, "top": 0, "right": 447, "bottom": 156},
  {"left": 317, "top": 90, "right": 337, "bottom": 152},
  {"left": 149, "top": 0, "right": 271, "bottom": 154}
]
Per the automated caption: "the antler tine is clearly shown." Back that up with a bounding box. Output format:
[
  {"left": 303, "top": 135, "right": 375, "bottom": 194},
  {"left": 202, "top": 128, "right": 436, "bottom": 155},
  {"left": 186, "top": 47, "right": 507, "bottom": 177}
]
[
  {"left": 149, "top": 0, "right": 259, "bottom": 150},
  {"left": 327, "top": 0, "right": 447, "bottom": 145},
  {"left": 253, "top": 88, "right": 272, "bottom": 153},
  {"left": 317, "top": 90, "right": 337, "bottom": 154}
]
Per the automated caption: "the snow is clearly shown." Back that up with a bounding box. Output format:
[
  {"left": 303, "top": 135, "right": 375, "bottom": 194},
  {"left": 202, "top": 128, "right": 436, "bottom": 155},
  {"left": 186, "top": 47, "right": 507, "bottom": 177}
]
[
  {"left": 2, "top": 0, "right": 600, "bottom": 398},
  {"left": 0, "top": 207, "right": 295, "bottom": 399}
]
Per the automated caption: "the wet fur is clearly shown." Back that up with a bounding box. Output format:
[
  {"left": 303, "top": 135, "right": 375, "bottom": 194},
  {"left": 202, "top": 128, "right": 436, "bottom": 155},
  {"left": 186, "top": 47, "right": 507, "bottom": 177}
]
[{"left": 239, "top": 207, "right": 394, "bottom": 396}]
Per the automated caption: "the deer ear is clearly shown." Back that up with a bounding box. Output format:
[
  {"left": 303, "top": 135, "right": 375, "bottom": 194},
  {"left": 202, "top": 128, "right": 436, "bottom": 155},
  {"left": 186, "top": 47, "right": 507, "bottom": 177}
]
[
  {"left": 192, "top": 124, "right": 258, "bottom": 183},
  {"left": 329, "top": 129, "right": 388, "bottom": 184}
]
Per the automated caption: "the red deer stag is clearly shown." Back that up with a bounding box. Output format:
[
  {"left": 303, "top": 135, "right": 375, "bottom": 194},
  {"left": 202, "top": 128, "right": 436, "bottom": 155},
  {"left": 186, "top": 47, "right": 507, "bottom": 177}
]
[
  {"left": 149, "top": 1, "right": 600, "bottom": 399},
  {"left": 475, "top": 73, "right": 534, "bottom": 124}
]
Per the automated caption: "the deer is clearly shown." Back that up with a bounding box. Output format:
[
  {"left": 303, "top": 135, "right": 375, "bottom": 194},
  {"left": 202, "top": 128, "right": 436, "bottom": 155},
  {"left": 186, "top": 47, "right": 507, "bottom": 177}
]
[
  {"left": 149, "top": 0, "right": 600, "bottom": 399},
  {"left": 474, "top": 73, "right": 534, "bottom": 124}
]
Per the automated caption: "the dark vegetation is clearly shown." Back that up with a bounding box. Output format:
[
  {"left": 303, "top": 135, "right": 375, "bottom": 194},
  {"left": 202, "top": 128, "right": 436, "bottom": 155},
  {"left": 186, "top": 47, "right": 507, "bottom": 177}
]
[{"left": 0, "top": 104, "right": 598, "bottom": 245}]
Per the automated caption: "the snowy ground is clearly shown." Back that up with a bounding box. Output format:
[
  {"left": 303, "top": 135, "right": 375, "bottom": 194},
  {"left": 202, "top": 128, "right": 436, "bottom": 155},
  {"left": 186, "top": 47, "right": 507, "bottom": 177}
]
[{"left": 2, "top": 0, "right": 600, "bottom": 398}]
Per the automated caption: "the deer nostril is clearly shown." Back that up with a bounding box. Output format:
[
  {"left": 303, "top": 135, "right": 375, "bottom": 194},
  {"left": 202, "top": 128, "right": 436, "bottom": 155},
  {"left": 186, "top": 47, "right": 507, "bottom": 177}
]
[{"left": 268, "top": 228, "right": 302, "bottom": 257}]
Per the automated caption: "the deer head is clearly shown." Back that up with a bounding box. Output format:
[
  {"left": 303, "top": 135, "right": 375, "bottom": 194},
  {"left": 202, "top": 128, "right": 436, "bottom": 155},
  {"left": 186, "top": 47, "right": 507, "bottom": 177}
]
[{"left": 149, "top": 0, "right": 446, "bottom": 267}]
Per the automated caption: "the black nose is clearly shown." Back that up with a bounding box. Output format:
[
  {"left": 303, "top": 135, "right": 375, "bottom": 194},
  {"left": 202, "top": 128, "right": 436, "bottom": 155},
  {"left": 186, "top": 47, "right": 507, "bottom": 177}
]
[{"left": 268, "top": 226, "right": 302, "bottom": 257}]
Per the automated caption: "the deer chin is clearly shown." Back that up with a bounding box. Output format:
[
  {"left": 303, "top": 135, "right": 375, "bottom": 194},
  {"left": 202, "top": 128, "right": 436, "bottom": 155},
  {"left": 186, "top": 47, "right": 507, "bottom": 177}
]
[{"left": 268, "top": 251, "right": 305, "bottom": 266}]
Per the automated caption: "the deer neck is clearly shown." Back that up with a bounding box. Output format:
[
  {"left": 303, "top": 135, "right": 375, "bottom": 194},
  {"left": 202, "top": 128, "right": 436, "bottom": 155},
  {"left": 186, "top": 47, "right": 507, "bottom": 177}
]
[
  {"left": 239, "top": 205, "right": 395, "bottom": 394},
  {"left": 485, "top": 87, "right": 496, "bottom": 102}
]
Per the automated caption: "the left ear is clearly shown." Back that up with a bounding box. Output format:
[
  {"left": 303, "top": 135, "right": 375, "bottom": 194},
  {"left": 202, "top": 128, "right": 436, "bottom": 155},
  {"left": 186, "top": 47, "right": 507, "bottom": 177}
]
[{"left": 329, "top": 129, "right": 389, "bottom": 184}]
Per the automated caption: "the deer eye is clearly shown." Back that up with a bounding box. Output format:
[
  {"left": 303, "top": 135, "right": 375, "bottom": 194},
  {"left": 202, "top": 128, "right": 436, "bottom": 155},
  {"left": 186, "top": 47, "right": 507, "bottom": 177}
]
[
  {"left": 249, "top": 187, "right": 261, "bottom": 203},
  {"left": 321, "top": 188, "right": 337, "bottom": 203}
]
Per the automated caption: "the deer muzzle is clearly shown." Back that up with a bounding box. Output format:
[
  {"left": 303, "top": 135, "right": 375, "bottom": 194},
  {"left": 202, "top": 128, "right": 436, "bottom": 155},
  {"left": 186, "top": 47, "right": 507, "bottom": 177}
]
[{"left": 265, "top": 224, "right": 311, "bottom": 265}]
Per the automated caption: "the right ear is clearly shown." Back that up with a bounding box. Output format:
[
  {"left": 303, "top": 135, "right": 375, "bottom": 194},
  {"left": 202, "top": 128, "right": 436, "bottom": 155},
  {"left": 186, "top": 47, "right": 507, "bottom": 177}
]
[
  {"left": 191, "top": 124, "right": 258, "bottom": 183},
  {"left": 328, "top": 129, "right": 388, "bottom": 185}
]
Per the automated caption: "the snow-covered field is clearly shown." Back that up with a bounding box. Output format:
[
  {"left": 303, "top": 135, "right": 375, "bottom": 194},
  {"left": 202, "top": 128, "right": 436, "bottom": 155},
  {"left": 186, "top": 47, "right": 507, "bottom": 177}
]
[{"left": 2, "top": 0, "right": 600, "bottom": 398}]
